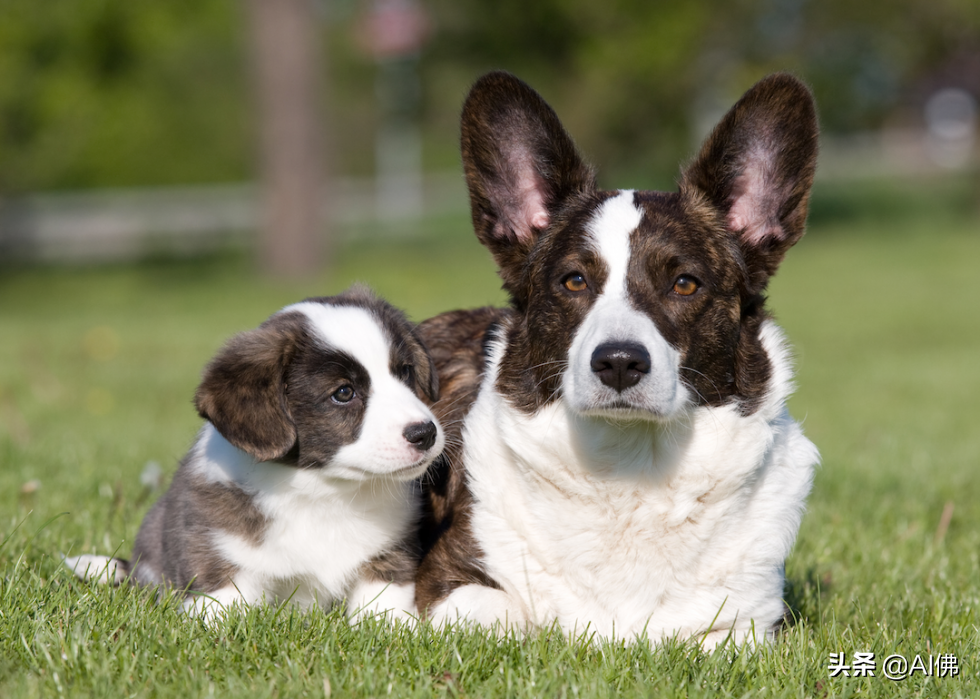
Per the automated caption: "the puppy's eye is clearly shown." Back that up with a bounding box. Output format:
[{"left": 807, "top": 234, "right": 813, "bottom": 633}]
[
  {"left": 672, "top": 275, "right": 699, "bottom": 296},
  {"left": 331, "top": 385, "right": 355, "bottom": 403},
  {"left": 563, "top": 272, "right": 588, "bottom": 292}
]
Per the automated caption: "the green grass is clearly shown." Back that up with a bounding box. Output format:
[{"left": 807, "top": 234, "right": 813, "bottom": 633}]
[{"left": 2, "top": 189, "right": 980, "bottom": 697}]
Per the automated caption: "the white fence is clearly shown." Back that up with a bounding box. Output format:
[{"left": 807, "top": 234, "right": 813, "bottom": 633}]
[
  {"left": 0, "top": 173, "right": 468, "bottom": 263},
  {"left": 1, "top": 127, "right": 975, "bottom": 264}
]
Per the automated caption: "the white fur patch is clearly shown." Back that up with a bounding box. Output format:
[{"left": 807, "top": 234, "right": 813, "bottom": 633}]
[
  {"left": 208, "top": 469, "right": 421, "bottom": 611},
  {"left": 348, "top": 580, "right": 418, "bottom": 625},
  {"left": 586, "top": 190, "right": 643, "bottom": 298},
  {"left": 563, "top": 191, "right": 689, "bottom": 419},
  {"left": 284, "top": 302, "right": 444, "bottom": 480},
  {"left": 182, "top": 585, "right": 250, "bottom": 621},
  {"left": 453, "top": 318, "right": 817, "bottom": 642},
  {"left": 63, "top": 554, "right": 127, "bottom": 585},
  {"left": 428, "top": 583, "right": 529, "bottom": 632}
]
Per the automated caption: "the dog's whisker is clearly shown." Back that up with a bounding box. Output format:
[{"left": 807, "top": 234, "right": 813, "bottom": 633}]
[{"left": 678, "top": 365, "right": 724, "bottom": 404}]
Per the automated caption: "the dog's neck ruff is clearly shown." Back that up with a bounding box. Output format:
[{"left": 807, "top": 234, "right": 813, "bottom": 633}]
[{"left": 459, "top": 318, "right": 816, "bottom": 639}]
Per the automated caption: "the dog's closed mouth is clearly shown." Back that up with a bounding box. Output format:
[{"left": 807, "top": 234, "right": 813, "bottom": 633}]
[
  {"left": 386, "top": 460, "right": 434, "bottom": 479},
  {"left": 580, "top": 401, "right": 671, "bottom": 421}
]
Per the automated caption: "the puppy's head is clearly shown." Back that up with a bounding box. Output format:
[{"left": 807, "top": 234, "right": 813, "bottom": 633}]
[
  {"left": 195, "top": 286, "right": 442, "bottom": 481},
  {"left": 460, "top": 71, "right": 817, "bottom": 420}
]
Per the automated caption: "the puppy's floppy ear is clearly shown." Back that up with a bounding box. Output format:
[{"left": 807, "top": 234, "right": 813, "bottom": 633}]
[
  {"left": 681, "top": 73, "right": 818, "bottom": 292},
  {"left": 461, "top": 71, "right": 596, "bottom": 294},
  {"left": 195, "top": 312, "right": 307, "bottom": 462}
]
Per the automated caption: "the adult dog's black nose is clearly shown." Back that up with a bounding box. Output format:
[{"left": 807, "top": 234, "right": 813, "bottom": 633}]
[
  {"left": 403, "top": 420, "right": 438, "bottom": 451},
  {"left": 590, "top": 342, "right": 650, "bottom": 392}
]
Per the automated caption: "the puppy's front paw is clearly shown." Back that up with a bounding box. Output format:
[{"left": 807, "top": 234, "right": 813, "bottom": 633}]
[
  {"left": 181, "top": 585, "right": 249, "bottom": 624},
  {"left": 62, "top": 554, "right": 129, "bottom": 585},
  {"left": 348, "top": 580, "right": 418, "bottom": 627}
]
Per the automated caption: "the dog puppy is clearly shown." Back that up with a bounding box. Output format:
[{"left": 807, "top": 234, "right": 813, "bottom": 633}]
[{"left": 66, "top": 286, "right": 443, "bottom": 621}]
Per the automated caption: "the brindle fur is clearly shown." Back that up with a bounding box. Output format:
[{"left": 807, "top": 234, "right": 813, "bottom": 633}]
[{"left": 415, "top": 307, "right": 509, "bottom": 608}]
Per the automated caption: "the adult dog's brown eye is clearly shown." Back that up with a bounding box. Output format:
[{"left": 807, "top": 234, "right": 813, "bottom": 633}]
[
  {"left": 563, "top": 273, "right": 588, "bottom": 292},
  {"left": 331, "top": 385, "right": 355, "bottom": 403},
  {"left": 673, "top": 275, "right": 699, "bottom": 296}
]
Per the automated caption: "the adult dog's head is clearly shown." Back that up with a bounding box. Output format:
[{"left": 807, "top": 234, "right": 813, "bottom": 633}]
[{"left": 461, "top": 71, "right": 817, "bottom": 421}]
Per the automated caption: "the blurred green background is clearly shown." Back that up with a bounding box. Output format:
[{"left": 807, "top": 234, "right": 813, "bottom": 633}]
[
  {"left": 1, "top": 2, "right": 980, "bottom": 695},
  {"left": 0, "top": 0, "right": 978, "bottom": 192}
]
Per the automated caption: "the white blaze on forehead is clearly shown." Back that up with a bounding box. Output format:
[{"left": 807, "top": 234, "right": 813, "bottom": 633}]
[
  {"left": 563, "top": 189, "right": 689, "bottom": 418},
  {"left": 586, "top": 190, "right": 642, "bottom": 299},
  {"left": 280, "top": 300, "right": 442, "bottom": 479},
  {"left": 282, "top": 301, "right": 392, "bottom": 375}
]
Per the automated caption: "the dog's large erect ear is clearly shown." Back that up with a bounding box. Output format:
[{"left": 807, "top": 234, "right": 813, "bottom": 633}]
[
  {"left": 195, "top": 313, "right": 306, "bottom": 462},
  {"left": 681, "top": 73, "right": 818, "bottom": 290},
  {"left": 461, "top": 71, "right": 595, "bottom": 287}
]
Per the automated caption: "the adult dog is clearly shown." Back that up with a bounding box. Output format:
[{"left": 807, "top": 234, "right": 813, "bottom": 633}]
[{"left": 415, "top": 72, "right": 819, "bottom": 646}]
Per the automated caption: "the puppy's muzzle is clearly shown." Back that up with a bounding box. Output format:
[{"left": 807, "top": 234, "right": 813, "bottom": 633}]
[
  {"left": 590, "top": 342, "right": 650, "bottom": 393},
  {"left": 403, "top": 420, "right": 438, "bottom": 452}
]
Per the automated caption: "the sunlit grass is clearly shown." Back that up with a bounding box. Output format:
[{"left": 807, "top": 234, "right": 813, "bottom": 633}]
[{"left": 2, "top": 189, "right": 979, "bottom": 696}]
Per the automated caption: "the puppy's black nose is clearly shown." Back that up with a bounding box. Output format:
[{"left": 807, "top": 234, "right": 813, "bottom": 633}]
[
  {"left": 590, "top": 342, "right": 650, "bottom": 392},
  {"left": 403, "top": 420, "right": 437, "bottom": 452}
]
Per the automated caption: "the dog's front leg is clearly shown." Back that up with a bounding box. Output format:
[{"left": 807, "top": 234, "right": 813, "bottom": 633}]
[
  {"left": 425, "top": 583, "right": 530, "bottom": 634},
  {"left": 347, "top": 579, "right": 418, "bottom": 626},
  {"left": 181, "top": 585, "right": 251, "bottom": 622}
]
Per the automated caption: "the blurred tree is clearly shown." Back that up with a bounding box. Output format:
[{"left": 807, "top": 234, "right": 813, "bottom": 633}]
[
  {"left": 246, "top": 0, "right": 327, "bottom": 277},
  {"left": 0, "top": 0, "right": 978, "bottom": 194},
  {"left": 0, "top": 0, "right": 251, "bottom": 194},
  {"left": 422, "top": 0, "right": 713, "bottom": 186},
  {"left": 421, "top": 0, "right": 980, "bottom": 183}
]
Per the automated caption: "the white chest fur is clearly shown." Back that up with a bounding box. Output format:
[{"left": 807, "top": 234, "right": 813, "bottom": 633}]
[
  {"left": 214, "top": 483, "right": 415, "bottom": 608},
  {"left": 451, "top": 322, "right": 817, "bottom": 641},
  {"left": 193, "top": 426, "right": 418, "bottom": 610}
]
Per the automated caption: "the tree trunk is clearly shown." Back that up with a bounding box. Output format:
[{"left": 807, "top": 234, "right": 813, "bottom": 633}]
[{"left": 246, "top": 0, "right": 327, "bottom": 277}]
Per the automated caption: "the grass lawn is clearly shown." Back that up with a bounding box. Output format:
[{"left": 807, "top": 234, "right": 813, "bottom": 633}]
[{"left": 1, "top": 180, "right": 979, "bottom": 697}]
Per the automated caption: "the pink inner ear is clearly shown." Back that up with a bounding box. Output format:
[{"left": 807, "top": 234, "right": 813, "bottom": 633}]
[
  {"left": 727, "top": 151, "right": 784, "bottom": 245},
  {"left": 520, "top": 183, "right": 550, "bottom": 237},
  {"left": 506, "top": 146, "right": 550, "bottom": 242}
]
